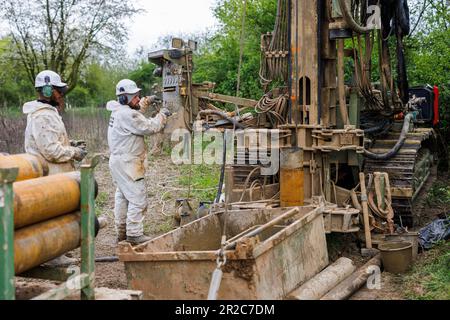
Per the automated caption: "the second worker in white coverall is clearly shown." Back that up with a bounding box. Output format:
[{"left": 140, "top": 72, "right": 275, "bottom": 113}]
[
  {"left": 107, "top": 79, "right": 171, "bottom": 245},
  {"left": 22, "top": 70, "right": 88, "bottom": 267},
  {"left": 23, "top": 70, "right": 87, "bottom": 175}
]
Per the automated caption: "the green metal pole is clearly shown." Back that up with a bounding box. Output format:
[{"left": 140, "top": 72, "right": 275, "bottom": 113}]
[
  {"left": 80, "top": 156, "right": 100, "bottom": 301},
  {"left": 0, "top": 168, "right": 18, "bottom": 301}
]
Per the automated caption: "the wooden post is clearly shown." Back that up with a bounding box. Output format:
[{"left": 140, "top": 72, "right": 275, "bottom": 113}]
[
  {"left": 0, "top": 168, "right": 18, "bottom": 301},
  {"left": 380, "top": 174, "right": 386, "bottom": 211},
  {"left": 359, "top": 173, "right": 372, "bottom": 249}
]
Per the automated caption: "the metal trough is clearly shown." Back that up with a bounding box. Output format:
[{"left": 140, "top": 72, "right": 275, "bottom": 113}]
[{"left": 118, "top": 206, "right": 329, "bottom": 300}]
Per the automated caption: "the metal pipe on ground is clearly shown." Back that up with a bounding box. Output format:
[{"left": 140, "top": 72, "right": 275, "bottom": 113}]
[
  {"left": 13, "top": 172, "right": 82, "bottom": 229},
  {"left": 288, "top": 257, "right": 356, "bottom": 300},
  {"left": 321, "top": 255, "right": 381, "bottom": 300},
  {"left": 0, "top": 154, "right": 48, "bottom": 182}
]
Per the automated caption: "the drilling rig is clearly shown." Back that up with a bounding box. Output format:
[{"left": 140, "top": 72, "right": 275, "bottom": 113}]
[{"left": 149, "top": 0, "right": 439, "bottom": 230}]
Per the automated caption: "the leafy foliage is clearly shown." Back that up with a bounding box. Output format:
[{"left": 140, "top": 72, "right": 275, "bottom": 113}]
[
  {"left": 406, "top": 1, "right": 450, "bottom": 139},
  {"left": 0, "top": 0, "right": 139, "bottom": 91},
  {"left": 193, "top": 0, "right": 277, "bottom": 100},
  {"left": 426, "top": 181, "right": 450, "bottom": 207},
  {"left": 0, "top": 0, "right": 448, "bottom": 147}
]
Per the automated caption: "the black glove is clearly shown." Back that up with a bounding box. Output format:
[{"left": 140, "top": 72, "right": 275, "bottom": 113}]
[
  {"left": 71, "top": 140, "right": 87, "bottom": 149},
  {"left": 73, "top": 148, "right": 88, "bottom": 162},
  {"left": 149, "top": 95, "right": 162, "bottom": 104},
  {"left": 160, "top": 107, "right": 173, "bottom": 117}
]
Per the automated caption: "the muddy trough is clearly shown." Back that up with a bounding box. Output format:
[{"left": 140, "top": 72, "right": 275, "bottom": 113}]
[{"left": 118, "top": 206, "right": 329, "bottom": 300}]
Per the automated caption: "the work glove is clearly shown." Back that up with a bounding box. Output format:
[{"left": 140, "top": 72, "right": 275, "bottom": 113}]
[
  {"left": 73, "top": 147, "right": 88, "bottom": 162},
  {"left": 160, "top": 107, "right": 173, "bottom": 117},
  {"left": 149, "top": 95, "right": 162, "bottom": 104},
  {"left": 139, "top": 96, "right": 162, "bottom": 112},
  {"left": 70, "top": 140, "right": 87, "bottom": 150}
]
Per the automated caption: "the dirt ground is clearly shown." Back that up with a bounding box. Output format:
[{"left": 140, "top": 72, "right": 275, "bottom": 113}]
[
  {"left": 350, "top": 168, "right": 448, "bottom": 300},
  {"left": 14, "top": 153, "right": 449, "bottom": 300},
  {"left": 91, "top": 154, "right": 184, "bottom": 290}
]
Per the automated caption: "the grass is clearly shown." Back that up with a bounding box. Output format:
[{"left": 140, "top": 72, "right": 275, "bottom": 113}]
[
  {"left": 402, "top": 242, "right": 450, "bottom": 300},
  {"left": 95, "top": 191, "right": 109, "bottom": 217},
  {"left": 66, "top": 107, "right": 110, "bottom": 119},
  {"left": 0, "top": 106, "right": 110, "bottom": 118},
  {"left": 144, "top": 215, "right": 174, "bottom": 236},
  {"left": 0, "top": 107, "right": 23, "bottom": 118},
  {"left": 426, "top": 181, "right": 450, "bottom": 207},
  {"left": 178, "top": 164, "right": 221, "bottom": 204}
]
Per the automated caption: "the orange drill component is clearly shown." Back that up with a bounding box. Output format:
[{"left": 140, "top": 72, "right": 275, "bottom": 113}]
[
  {"left": 13, "top": 172, "right": 81, "bottom": 229},
  {"left": 280, "top": 148, "right": 305, "bottom": 207},
  {"left": 0, "top": 154, "right": 49, "bottom": 182},
  {"left": 14, "top": 213, "right": 81, "bottom": 275}
]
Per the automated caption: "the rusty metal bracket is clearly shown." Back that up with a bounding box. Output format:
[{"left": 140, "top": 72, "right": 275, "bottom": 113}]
[
  {"left": 312, "top": 128, "right": 365, "bottom": 153},
  {"left": 323, "top": 206, "right": 360, "bottom": 234}
]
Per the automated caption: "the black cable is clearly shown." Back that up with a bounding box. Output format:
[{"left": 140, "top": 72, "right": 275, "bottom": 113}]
[
  {"left": 363, "top": 119, "right": 390, "bottom": 134},
  {"left": 215, "top": 140, "right": 227, "bottom": 204},
  {"left": 364, "top": 113, "right": 413, "bottom": 160},
  {"left": 197, "top": 110, "right": 245, "bottom": 130}
]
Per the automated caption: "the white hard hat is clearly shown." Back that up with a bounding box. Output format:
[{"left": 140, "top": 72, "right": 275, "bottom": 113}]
[
  {"left": 35, "top": 70, "right": 67, "bottom": 88},
  {"left": 116, "top": 79, "right": 141, "bottom": 96}
]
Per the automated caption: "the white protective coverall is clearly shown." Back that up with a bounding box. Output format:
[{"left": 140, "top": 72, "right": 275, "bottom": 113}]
[
  {"left": 107, "top": 101, "right": 167, "bottom": 237},
  {"left": 23, "top": 101, "right": 77, "bottom": 175}
]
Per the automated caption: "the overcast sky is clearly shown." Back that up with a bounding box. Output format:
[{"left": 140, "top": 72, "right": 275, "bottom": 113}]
[
  {"left": 127, "top": 0, "right": 219, "bottom": 54},
  {"left": 0, "top": 1, "right": 219, "bottom": 57}
]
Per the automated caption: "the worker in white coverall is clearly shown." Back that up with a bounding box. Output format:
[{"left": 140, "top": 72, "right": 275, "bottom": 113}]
[
  {"left": 23, "top": 70, "right": 87, "bottom": 175},
  {"left": 107, "top": 79, "right": 172, "bottom": 245},
  {"left": 22, "top": 70, "right": 88, "bottom": 266}
]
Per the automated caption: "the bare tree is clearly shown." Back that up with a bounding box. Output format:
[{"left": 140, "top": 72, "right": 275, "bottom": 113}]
[{"left": 0, "top": 0, "right": 139, "bottom": 92}]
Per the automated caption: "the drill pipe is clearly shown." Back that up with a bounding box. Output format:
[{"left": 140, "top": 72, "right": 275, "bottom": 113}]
[
  {"left": 14, "top": 213, "right": 101, "bottom": 275},
  {"left": 13, "top": 172, "right": 97, "bottom": 229},
  {"left": 14, "top": 213, "right": 81, "bottom": 275},
  {"left": 0, "top": 154, "right": 48, "bottom": 182}
]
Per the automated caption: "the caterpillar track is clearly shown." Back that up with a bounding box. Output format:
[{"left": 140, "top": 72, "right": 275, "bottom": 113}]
[{"left": 364, "top": 127, "right": 436, "bottom": 227}]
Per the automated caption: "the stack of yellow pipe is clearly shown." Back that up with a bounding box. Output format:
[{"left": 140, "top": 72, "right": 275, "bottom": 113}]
[
  {"left": 0, "top": 154, "right": 48, "bottom": 182},
  {"left": 0, "top": 154, "right": 93, "bottom": 274}
]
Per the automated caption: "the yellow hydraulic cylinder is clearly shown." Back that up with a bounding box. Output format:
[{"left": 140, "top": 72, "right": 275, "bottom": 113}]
[
  {"left": 13, "top": 172, "right": 81, "bottom": 229},
  {"left": 280, "top": 148, "right": 305, "bottom": 207},
  {"left": 0, "top": 154, "right": 48, "bottom": 182},
  {"left": 14, "top": 213, "right": 81, "bottom": 275}
]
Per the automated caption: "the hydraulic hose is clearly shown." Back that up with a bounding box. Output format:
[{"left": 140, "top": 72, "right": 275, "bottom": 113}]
[
  {"left": 198, "top": 110, "right": 245, "bottom": 130},
  {"left": 364, "top": 113, "right": 414, "bottom": 160},
  {"left": 338, "top": 0, "right": 372, "bottom": 34},
  {"left": 363, "top": 119, "right": 390, "bottom": 135}
]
